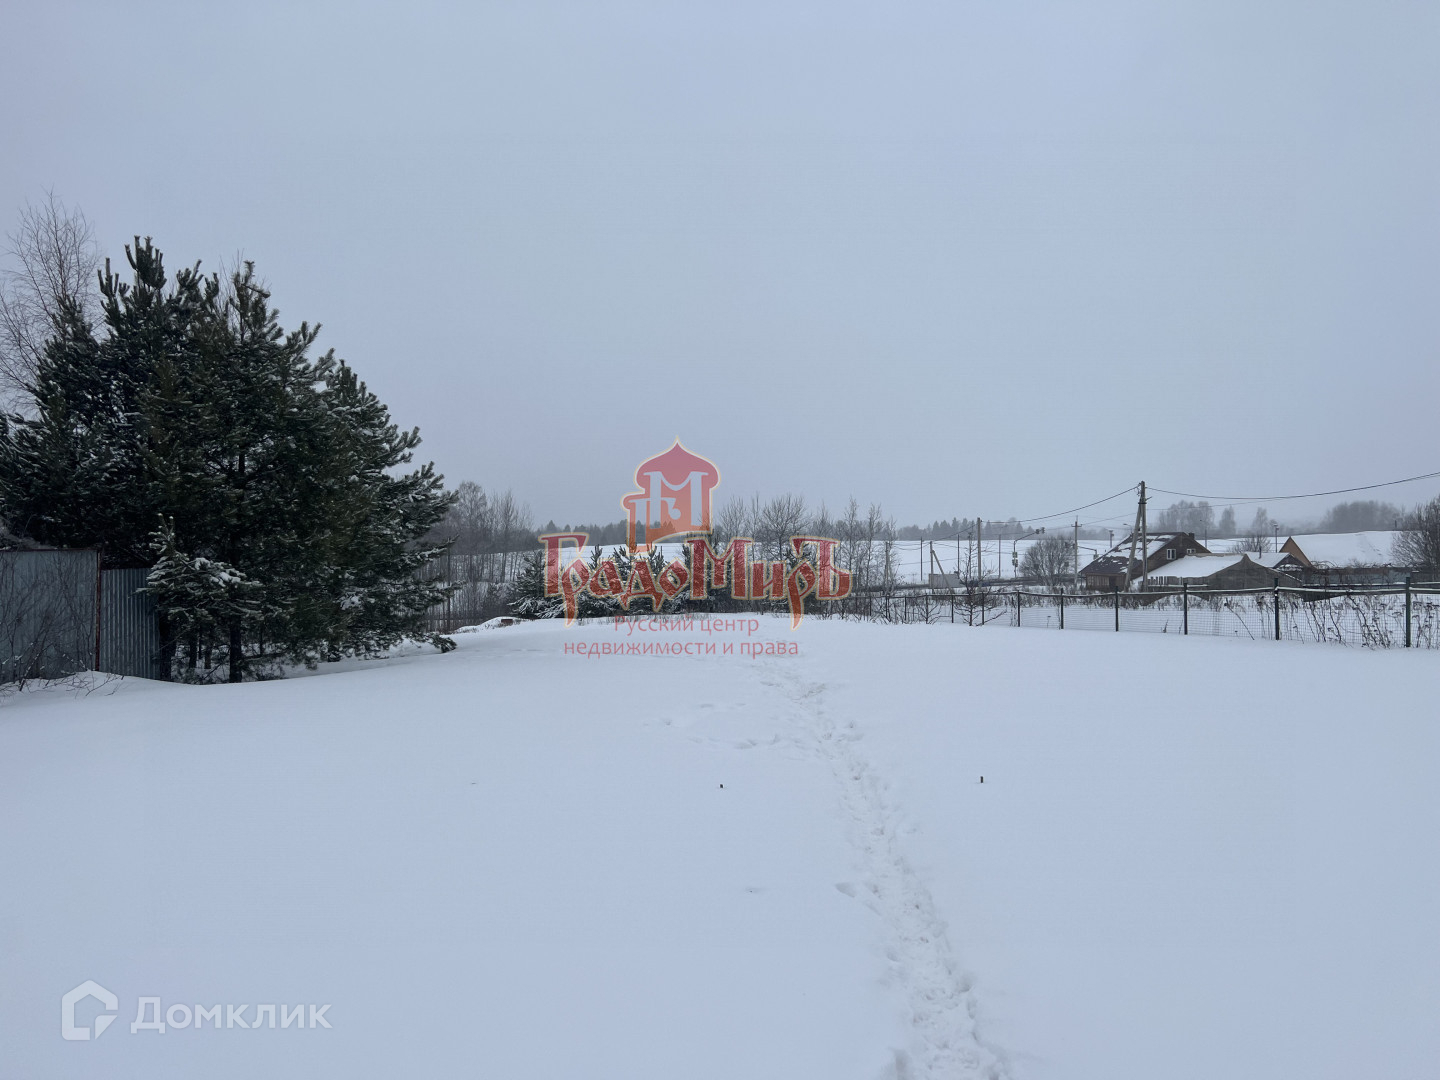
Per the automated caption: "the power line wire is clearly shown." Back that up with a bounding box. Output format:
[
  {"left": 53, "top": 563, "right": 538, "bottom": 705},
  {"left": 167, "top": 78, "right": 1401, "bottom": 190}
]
[
  {"left": 926, "top": 467, "right": 1436, "bottom": 544},
  {"left": 1149, "top": 469, "right": 1440, "bottom": 504},
  {"left": 1017, "top": 485, "right": 1139, "bottom": 524}
]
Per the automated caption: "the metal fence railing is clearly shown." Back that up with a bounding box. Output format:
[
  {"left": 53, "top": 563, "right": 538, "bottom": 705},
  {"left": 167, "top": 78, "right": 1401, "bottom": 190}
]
[
  {"left": 974, "top": 583, "right": 1440, "bottom": 649},
  {"left": 406, "top": 541, "right": 1440, "bottom": 652},
  {"left": 99, "top": 567, "right": 162, "bottom": 679},
  {"left": 851, "top": 579, "right": 1440, "bottom": 650}
]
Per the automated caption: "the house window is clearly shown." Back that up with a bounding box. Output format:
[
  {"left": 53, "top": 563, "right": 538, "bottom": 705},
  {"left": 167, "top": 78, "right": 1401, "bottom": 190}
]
[{"left": 1165, "top": 549, "right": 1176, "bottom": 560}]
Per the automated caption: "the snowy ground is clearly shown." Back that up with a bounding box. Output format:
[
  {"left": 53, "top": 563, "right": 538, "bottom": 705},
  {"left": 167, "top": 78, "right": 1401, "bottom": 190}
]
[{"left": 2, "top": 617, "right": 1437, "bottom": 1079}]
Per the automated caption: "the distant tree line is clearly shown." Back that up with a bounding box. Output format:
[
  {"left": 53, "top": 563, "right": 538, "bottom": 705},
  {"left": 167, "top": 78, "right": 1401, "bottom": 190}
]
[
  {"left": 522, "top": 513, "right": 1116, "bottom": 547},
  {"left": 1154, "top": 498, "right": 1405, "bottom": 549},
  {"left": 536, "top": 516, "right": 630, "bottom": 547},
  {"left": 509, "top": 494, "right": 908, "bottom": 620}
]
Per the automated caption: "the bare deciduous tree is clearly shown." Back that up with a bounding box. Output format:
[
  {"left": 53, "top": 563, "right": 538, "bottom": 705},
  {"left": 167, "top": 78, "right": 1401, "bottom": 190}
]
[
  {"left": 1020, "top": 534, "right": 1076, "bottom": 592},
  {"left": 0, "top": 194, "right": 101, "bottom": 412},
  {"left": 447, "top": 480, "right": 491, "bottom": 555},
  {"left": 1393, "top": 496, "right": 1440, "bottom": 575},
  {"left": 756, "top": 493, "right": 808, "bottom": 562},
  {"left": 488, "top": 488, "right": 534, "bottom": 582},
  {"left": 709, "top": 495, "right": 750, "bottom": 548},
  {"left": 1235, "top": 507, "right": 1272, "bottom": 553}
]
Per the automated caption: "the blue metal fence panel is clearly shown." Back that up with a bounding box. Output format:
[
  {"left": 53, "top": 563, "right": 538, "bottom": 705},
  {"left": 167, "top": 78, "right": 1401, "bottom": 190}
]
[
  {"left": 0, "top": 549, "right": 100, "bottom": 682},
  {"left": 99, "top": 568, "right": 160, "bottom": 679}
]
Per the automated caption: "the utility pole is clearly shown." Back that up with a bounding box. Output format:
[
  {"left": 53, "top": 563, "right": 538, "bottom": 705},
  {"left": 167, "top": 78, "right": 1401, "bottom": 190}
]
[
  {"left": 931, "top": 544, "right": 954, "bottom": 596},
  {"left": 1139, "top": 480, "right": 1149, "bottom": 590},
  {"left": 1073, "top": 518, "right": 1080, "bottom": 589},
  {"left": 976, "top": 517, "right": 983, "bottom": 587},
  {"left": 1122, "top": 482, "right": 1145, "bottom": 592}
]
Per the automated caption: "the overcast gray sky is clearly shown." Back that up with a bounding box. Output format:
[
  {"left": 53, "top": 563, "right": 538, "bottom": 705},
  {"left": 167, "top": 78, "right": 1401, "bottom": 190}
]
[{"left": 3, "top": 1, "right": 1437, "bottom": 529}]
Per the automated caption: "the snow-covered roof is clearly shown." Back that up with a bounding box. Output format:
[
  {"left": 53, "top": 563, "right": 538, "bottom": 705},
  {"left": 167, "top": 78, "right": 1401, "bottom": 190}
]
[
  {"left": 1082, "top": 534, "right": 1205, "bottom": 576},
  {"left": 1083, "top": 556, "right": 1129, "bottom": 574},
  {"left": 1250, "top": 551, "right": 1298, "bottom": 569},
  {"left": 1285, "top": 531, "right": 1399, "bottom": 568},
  {"left": 1110, "top": 534, "right": 1204, "bottom": 559},
  {"left": 1148, "top": 553, "right": 1247, "bottom": 580}
]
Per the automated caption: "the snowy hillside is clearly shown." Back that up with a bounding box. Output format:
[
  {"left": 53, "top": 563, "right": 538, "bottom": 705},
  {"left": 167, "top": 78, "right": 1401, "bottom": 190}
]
[{"left": 3, "top": 619, "right": 1437, "bottom": 1079}]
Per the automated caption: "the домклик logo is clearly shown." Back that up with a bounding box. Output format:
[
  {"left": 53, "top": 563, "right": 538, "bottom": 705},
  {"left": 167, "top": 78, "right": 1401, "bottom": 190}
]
[{"left": 61, "top": 980, "right": 118, "bottom": 1041}]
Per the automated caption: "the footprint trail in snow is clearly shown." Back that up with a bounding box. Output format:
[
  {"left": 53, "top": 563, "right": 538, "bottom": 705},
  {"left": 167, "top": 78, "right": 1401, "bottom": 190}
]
[{"left": 758, "top": 663, "right": 1012, "bottom": 1080}]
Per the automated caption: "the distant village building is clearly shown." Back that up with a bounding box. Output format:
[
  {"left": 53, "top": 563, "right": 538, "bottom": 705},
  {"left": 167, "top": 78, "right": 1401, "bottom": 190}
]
[
  {"left": 1148, "top": 551, "right": 1306, "bottom": 590},
  {"left": 1080, "top": 532, "right": 1208, "bottom": 591},
  {"left": 1082, "top": 531, "right": 1314, "bottom": 590},
  {"left": 1279, "top": 537, "right": 1314, "bottom": 570},
  {"left": 1080, "top": 555, "right": 1129, "bottom": 592},
  {"left": 1277, "top": 532, "right": 1406, "bottom": 585}
]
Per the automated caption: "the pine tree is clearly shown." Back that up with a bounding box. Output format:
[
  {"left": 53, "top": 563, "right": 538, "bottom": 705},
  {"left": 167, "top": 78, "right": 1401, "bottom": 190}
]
[
  {"left": 0, "top": 240, "right": 456, "bottom": 680},
  {"left": 144, "top": 520, "right": 260, "bottom": 679},
  {"left": 286, "top": 356, "right": 454, "bottom": 660},
  {"left": 509, "top": 550, "right": 563, "bottom": 619}
]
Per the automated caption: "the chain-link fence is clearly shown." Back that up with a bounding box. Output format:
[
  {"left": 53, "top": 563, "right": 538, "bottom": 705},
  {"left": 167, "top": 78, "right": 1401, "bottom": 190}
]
[
  {"left": 981, "top": 583, "right": 1440, "bottom": 648},
  {"left": 411, "top": 542, "right": 1440, "bottom": 651}
]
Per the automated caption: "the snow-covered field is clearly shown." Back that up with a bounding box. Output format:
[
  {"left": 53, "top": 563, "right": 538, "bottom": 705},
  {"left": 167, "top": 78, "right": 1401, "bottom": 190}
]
[
  {"left": 563, "top": 538, "right": 1051, "bottom": 581},
  {"left": 533, "top": 530, "right": 1408, "bottom": 589},
  {"left": 3, "top": 617, "right": 1437, "bottom": 1079}
]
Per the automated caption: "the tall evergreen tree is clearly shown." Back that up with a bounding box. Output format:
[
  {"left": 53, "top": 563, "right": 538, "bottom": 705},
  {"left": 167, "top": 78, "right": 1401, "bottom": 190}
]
[{"left": 0, "top": 239, "right": 454, "bottom": 680}]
